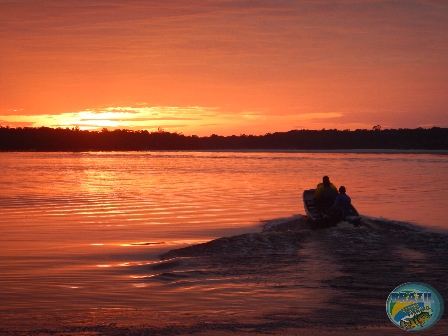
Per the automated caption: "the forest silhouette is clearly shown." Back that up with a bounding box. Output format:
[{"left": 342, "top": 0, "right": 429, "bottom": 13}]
[{"left": 0, "top": 126, "right": 447, "bottom": 151}]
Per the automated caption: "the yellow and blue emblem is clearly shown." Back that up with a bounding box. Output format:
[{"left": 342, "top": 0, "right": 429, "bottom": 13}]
[{"left": 386, "top": 282, "right": 444, "bottom": 331}]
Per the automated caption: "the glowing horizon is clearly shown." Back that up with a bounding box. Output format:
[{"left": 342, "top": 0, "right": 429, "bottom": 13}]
[{"left": 0, "top": 104, "right": 374, "bottom": 136}]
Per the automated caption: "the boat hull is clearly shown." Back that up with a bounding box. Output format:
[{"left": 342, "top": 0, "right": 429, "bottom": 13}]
[{"left": 303, "top": 189, "right": 360, "bottom": 228}]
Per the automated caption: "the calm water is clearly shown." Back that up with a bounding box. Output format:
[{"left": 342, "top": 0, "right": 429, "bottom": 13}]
[{"left": 1, "top": 151, "right": 447, "bottom": 328}]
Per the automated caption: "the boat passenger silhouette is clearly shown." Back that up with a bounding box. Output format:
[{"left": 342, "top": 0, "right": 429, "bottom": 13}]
[{"left": 314, "top": 176, "right": 338, "bottom": 211}]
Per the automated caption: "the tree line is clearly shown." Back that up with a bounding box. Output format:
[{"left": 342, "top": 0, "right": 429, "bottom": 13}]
[{"left": 0, "top": 126, "right": 447, "bottom": 151}]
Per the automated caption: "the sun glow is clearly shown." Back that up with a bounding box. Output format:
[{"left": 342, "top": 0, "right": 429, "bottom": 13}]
[
  {"left": 75, "top": 111, "right": 121, "bottom": 129},
  {"left": 0, "top": 104, "right": 354, "bottom": 136}
]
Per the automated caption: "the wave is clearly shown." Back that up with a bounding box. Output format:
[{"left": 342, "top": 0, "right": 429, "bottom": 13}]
[
  {"left": 159, "top": 214, "right": 446, "bottom": 261},
  {"left": 149, "top": 215, "right": 448, "bottom": 330}
]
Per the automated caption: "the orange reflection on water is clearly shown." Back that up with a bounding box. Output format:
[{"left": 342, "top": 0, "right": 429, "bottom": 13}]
[{"left": 1, "top": 151, "right": 448, "bottom": 333}]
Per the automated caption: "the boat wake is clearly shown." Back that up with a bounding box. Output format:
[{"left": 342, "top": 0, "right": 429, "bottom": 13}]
[
  {"left": 144, "top": 215, "right": 448, "bottom": 334},
  {"left": 5, "top": 215, "right": 447, "bottom": 335}
]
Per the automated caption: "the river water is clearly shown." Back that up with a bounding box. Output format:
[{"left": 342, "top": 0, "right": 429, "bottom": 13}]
[{"left": 0, "top": 151, "right": 447, "bottom": 334}]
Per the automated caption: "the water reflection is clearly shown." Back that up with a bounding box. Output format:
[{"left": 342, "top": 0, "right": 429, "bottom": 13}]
[{"left": 1, "top": 151, "right": 448, "bottom": 332}]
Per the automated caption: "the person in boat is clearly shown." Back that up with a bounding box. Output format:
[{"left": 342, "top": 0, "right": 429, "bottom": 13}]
[
  {"left": 315, "top": 176, "right": 337, "bottom": 199},
  {"left": 332, "top": 186, "right": 352, "bottom": 218},
  {"left": 314, "top": 175, "right": 338, "bottom": 210}
]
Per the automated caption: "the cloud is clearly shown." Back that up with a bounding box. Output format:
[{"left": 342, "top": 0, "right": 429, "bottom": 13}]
[
  {"left": 0, "top": 120, "right": 35, "bottom": 127},
  {"left": 3, "top": 0, "right": 446, "bottom": 71},
  {"left": 296, "top": 113, "right": 343, "bottom": 120},
  {"left": 79, "top": 117, "right": 201, "bottom": 122},
  {"left": 0, "top": 105, "right": 225, "bottom": 132}
]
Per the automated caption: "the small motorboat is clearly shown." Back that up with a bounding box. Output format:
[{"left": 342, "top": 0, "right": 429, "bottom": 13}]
[{"left": 303, "top": 189, "right": 361, "bottom": 228}]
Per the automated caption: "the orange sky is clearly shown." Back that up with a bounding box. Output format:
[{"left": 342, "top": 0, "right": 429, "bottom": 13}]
[{"left": 1, "top": 0, "right": 447, "bottom": 136}]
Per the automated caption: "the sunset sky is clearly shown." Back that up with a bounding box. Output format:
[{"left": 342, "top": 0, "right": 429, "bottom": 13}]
[{"left": 1, "top": 0, "right": 447, "bottom": 136}]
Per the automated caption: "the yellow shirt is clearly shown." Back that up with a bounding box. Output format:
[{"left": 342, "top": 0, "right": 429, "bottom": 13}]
[{"left": 315, "top": 183, "right": 337, "bottom": 198}]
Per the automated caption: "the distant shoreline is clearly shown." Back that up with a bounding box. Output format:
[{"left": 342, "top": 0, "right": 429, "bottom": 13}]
[
  {"left": 1, "top": 126, "right": 447, "bottom": 151},
  {"left": 1, "top": 149, "right": 448, "bottom": 155}
]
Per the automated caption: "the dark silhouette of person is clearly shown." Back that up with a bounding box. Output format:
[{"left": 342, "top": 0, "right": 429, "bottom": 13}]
[
  {"left": 314, "top": 176, "right": 338, "bottom": 210},
  {"left": 333, "top": 186, "right": 352, "bottom": 218}
]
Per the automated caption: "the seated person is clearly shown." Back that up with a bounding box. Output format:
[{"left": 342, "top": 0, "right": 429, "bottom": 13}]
[
  {"left": 315, "top": 176, "right": 338, "bottom": 210},
  {"left": 332, "top": 186, "right": 352, "bottom": 218}
]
